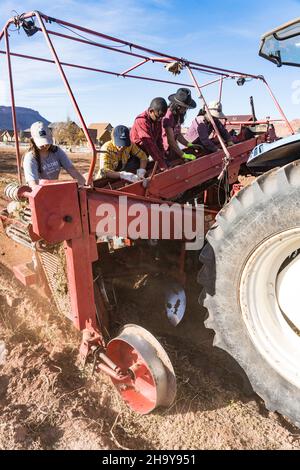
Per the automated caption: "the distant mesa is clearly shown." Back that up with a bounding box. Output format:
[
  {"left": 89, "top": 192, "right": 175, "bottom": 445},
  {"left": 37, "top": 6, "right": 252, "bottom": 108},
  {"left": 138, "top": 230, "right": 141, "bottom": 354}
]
[{"left": 0, "top": 106, "right": 50, "bottom": 131}]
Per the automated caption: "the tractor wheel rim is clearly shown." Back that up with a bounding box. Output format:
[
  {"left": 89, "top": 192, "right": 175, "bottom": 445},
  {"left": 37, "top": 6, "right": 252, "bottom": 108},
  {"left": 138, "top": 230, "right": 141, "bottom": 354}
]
[
  {"left": 240, "top": 228, "right": 300, "bottom": 388},
  {"left": 106, "top": 324, "right": 176, "bottom": 414}
]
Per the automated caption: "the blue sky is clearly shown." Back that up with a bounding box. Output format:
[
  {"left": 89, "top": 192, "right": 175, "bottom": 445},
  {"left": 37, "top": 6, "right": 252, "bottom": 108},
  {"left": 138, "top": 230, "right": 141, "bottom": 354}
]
[{"left": 1, "top": 0, "right": 300, "bottom": 127}]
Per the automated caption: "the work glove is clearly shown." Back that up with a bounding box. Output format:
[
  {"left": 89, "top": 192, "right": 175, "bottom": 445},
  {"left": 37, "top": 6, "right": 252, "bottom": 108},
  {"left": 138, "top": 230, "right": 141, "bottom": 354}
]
[
  {"left": 187, "top": 142, "right": 202, "bottom": 149},
  {"left": 119, "top": 171, "right": 139, "bottom": 183},
  {"left": 137, "top": 168, "right": 146, "bottom": 179},
  {"left": 182, "top": 153, "right": 196, "bottom": 161}
]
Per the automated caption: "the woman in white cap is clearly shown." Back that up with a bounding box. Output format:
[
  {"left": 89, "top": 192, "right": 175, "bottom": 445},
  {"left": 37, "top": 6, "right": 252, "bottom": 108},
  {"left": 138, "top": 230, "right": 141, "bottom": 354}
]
[
  {"left": 23, "top": 121, "right": 85, "bottom": 188},
  {"left": 185, "top": 101, "right": 234, "bottom": 154}
]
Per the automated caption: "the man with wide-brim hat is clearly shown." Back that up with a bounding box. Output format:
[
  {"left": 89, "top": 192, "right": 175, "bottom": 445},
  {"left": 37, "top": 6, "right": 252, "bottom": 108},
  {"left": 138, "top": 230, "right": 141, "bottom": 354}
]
[
  {"left": 162, "top": 88, "right": 199, "bottom": 162},
  {"left": 185, "top": 100, "right": 234, "bottom": 154}
]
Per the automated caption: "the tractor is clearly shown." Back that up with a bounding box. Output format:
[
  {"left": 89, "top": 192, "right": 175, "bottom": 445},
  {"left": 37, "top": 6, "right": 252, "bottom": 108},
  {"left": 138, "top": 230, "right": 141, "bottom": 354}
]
[
  {"left": 1, "top": 11, "right": 300, "bottom": 426},
  {"left": 200, "top": 17, "right": 300, "bottom": 428}
]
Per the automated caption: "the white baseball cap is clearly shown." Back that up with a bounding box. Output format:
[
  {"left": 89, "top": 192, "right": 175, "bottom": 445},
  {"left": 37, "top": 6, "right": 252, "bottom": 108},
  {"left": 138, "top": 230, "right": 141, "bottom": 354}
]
[
  {"left": 206, "top": 101, "right": 226, "bottom": 119},
  {"left": 30, "top": 121, "right": 53, "bottom": 147}
]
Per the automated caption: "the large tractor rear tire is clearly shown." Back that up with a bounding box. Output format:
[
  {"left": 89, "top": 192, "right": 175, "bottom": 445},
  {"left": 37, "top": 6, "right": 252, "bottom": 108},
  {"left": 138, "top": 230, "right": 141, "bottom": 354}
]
[{"left": 199, "top": 160, "right": 300, "bottom": 427}]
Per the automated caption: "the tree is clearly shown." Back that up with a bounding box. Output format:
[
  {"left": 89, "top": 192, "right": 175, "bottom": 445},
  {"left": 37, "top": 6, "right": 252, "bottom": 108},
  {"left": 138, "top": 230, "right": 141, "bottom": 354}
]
[{"left": 52, "top": 121, "right": 85, "bottom": 145}]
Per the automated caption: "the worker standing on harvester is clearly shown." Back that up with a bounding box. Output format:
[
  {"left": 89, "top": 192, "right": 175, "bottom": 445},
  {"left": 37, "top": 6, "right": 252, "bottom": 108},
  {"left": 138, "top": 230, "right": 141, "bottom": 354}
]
[
  {"left": 23, "top": 121, "right": 86, "bottom": 188},
  {"left": 130, "top": 97, "right": 168, "bottom": 171},
  {"left": 96, "top": 125, "right": 148, "bottom": 183},
  {"left": 162, "top": 88, "right": 197, "bottom": 162},
  {"left": 186, "top": 101, "right": 234, "bottom": 154}
]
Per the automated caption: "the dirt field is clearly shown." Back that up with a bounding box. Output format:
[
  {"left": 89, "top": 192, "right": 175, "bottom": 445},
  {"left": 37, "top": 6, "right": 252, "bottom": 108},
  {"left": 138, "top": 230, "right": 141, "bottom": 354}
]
[{"left": 1, "top": 146, "right": 300, "bottom": 450}]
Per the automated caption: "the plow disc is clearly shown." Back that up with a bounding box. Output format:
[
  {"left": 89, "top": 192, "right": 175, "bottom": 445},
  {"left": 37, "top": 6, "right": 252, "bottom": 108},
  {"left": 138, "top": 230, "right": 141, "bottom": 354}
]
[{"left": 106, "top": 325, "right": 176, "bottom": 414}]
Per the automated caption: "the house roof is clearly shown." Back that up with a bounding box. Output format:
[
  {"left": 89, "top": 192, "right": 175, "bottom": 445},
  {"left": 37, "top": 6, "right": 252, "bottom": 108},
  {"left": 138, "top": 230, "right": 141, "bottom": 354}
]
[
  {"left": 77, "top": 128, "right": 98, "bottom": 143},
  {"left": 86, "top": 128, "right": 97, "bottom": 142},
  {"left": 0, "top": 130, "right": 14, "bottom": 137},
  {"left": 88, "top": 122, "right": 112, "bottom": 139}
]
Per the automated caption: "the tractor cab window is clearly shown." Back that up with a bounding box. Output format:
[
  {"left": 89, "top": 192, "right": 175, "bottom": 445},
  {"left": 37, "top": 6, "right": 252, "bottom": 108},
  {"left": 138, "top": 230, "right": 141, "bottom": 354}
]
[{"left": 259, "top": 18, "right": 300, "bottom": 67}]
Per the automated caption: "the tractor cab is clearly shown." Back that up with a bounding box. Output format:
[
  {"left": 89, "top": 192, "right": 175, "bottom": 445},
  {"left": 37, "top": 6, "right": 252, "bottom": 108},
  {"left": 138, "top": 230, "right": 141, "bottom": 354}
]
[
  {"left": 248, "top": 17, "right": 300, "bottom": 170},
  {"left": 259, "top": 17, "right": 300, "bottom": 67}
]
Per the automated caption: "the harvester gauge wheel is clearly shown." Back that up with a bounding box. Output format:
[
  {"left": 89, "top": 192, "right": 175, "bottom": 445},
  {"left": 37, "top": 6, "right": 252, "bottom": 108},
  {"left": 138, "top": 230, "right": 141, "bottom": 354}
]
[{"left": 106, "top": 324, "right": 176, "bottom": 414}]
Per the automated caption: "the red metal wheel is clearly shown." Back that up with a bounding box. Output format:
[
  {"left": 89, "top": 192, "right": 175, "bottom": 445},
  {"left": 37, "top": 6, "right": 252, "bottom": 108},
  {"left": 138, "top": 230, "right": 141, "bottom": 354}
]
[{"left": 106, "top": 324, "right": 176, "bottom": 414}]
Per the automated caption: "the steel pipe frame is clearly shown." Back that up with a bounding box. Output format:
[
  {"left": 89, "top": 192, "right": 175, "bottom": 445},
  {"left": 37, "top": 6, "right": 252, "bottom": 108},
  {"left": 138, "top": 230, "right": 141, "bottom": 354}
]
[
  {"left": 29, "top": 27, "right": 235, "bottom": 78},
  {"left": 0, "top": 50, "right": 233, "bottom": 94},
  {"left": 0, "top": 9, "right": 291, "bottom": 84},
  {"left": 226, "top": 120, "right": 284, "bottom": 125},
  {"left": 218, "top": 77, "right": 224, "bottom": 103},
  {"left": 38, "top": 28, "right": 230, "bottom": 78},
  {"left": 37, "top": 11, "right": 261, "bottom": 78},
  {"left": 0, "top": 14, "right": 36, "bottom": 184},
  {"left": 0, "top": 10, "right": 293, "bottom": 185},
  {"left": 0, "top": 50, "right": 198, "bottom": 88},
  {"left": 34, "top": 11, "right": 97, "bottom": 184},
  {"left": 40, "top": 12, "right": 291, "bottom": 136},
  {"left": 262, "top": 77, "right": 294, "bottom": 134},
  {"left": 4, "top": 29, "right": 22, "bottom": 184},
  {"left": 0, "top": 50, "right": 227, "bottom": 90},
  {"left": 187, "top": 65, "right": 231, "bottom": 162}
]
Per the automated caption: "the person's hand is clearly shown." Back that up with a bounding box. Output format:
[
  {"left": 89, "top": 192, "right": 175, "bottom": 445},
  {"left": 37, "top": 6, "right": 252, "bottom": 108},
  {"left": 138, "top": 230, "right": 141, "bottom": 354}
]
[
  {"left": 182, "top": 153, "right": 196, "bottom": 161},
  {"left": 119, "top": 171, "right": 139, "bottom": 183},
  {"left": 137, "top": 168, "right": 146, "bottom": 179}
]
